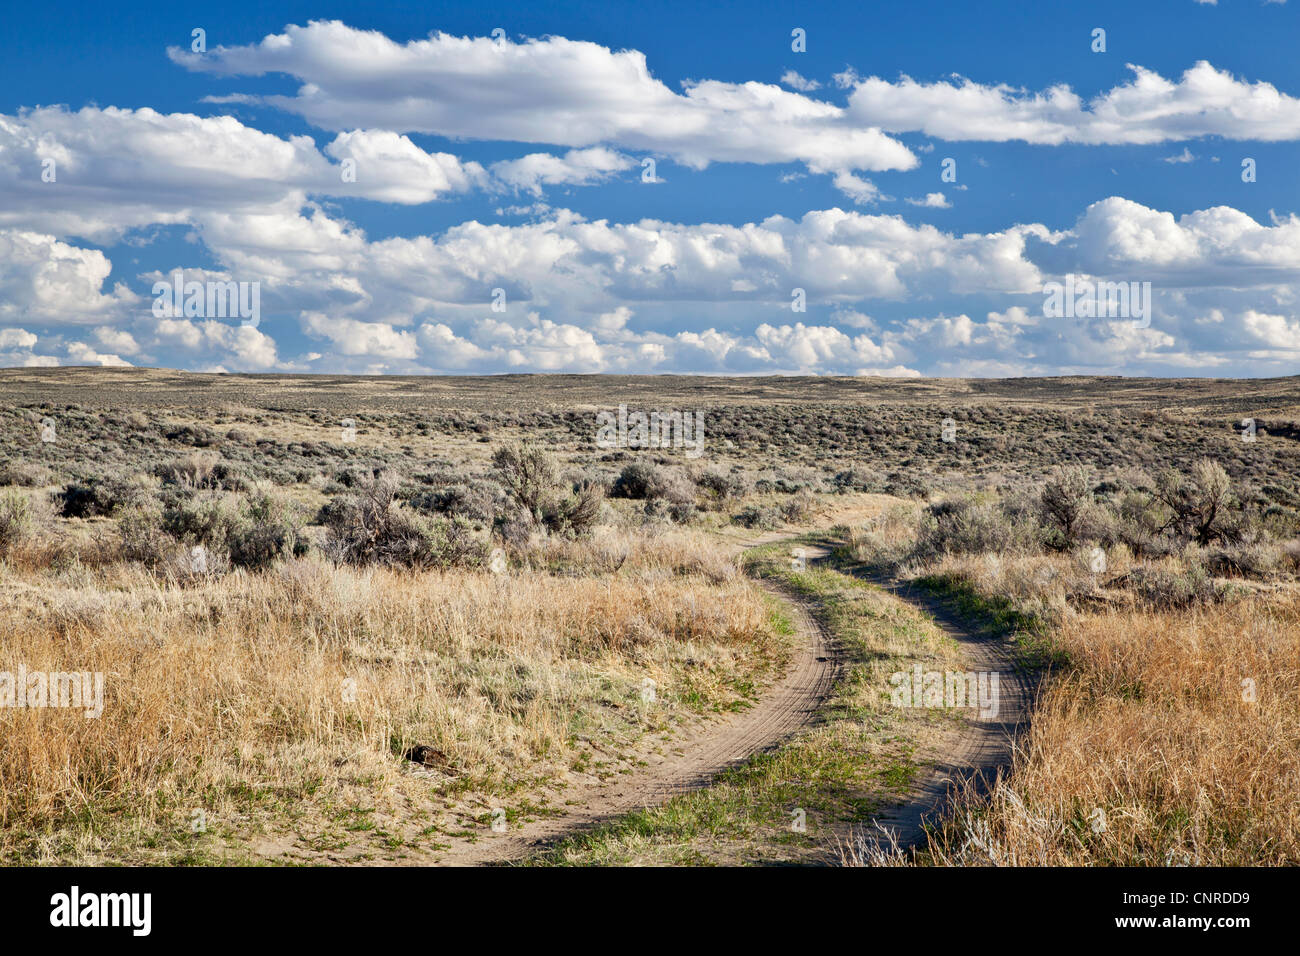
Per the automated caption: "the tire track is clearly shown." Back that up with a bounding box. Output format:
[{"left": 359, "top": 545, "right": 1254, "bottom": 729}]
[
  {"left": 633, "top": 569, "right": 841, "bottom": 804},
  {"left": 435, "top": 543, "right": 842, "bottom": 865},
  {"left": 846, "top": 570, "right": 1037, "bottom": 854}
]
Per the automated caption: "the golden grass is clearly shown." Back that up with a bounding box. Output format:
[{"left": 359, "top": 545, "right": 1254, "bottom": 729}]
[
  {"left": 843, "top": 504, "right": 1300, "bottom": 866},
  {"left": 857, "top": 594, "right": 1300, "bottom": 866},
  {"left": 0, "top": 530, "right": 785, "bottom": 863}
]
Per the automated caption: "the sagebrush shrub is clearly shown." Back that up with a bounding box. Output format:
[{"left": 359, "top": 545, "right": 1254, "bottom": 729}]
[
  {"left": 780, "top": 488, "right": 817, "bottom": 523},
  {"left": 612, "top": 462, "right": 657, "bottom": 499},
  {"left": 1152, "top": 459, "right": 1240, "bottom": 546},
  {"left": 408, "top": 481, "right": 501, "bottom": 526},
  {"left": 695, "top": 469, "right": 750, "bottom": 502},
  {"left": 915, "top": 498, "right": 1038, "bottom": 557},
  {"left": 162, "top": 495, "right": 235, "bottom": 552},
  {"left": 116, "top": 506, "right": 175, "bottom": 567},
  {"left": 322, "top": 475, "right": 484, "bottom": 569},
  {"left": 492, "top": 443, "right": 604, "bottom": 537},
  {"left": 492, "top": 443, "right": 559, "bottom": 523},
  {"left": 60, "top": 474, "right": 154, "bottom": 518},
  {"left": 158, "top": 451, "right": 222, "bottom": 489},
  {"left": 541, "top": 481, "right": 604, "bottom": 536},
  {"left": 732, "top": 505, "right": 781, "bottom": 530},
  {"left": 1039, "top": 466, "right": 1093, "bottom": 549},
  {"left": 0, "top": 461, "right": 51, "bottom": 488},
  {"left": 1204, "top": 542, "right": 1281, "bottom": 580},
  {"left": 1126, "top": 562, "right": 1232, "bottom": 609},
  {"left": 227, "top": 494, "right": 308, "bottom": 570}
]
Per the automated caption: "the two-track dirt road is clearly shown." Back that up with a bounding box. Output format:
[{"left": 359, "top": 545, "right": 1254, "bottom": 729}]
[
  {"left": 850, "top": 572, "right": 1034, "bottom": 852},
  {"left": 439, "top": 542, "right": 842, "bottom": 864},
  {"left": 441, "top": 538, "right": 1031, "bottom": 865}
]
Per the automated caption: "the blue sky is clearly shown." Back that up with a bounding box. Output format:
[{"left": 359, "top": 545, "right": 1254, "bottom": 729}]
[{"left": 2, "top": 0, "right": 1300, "bottom": 376}]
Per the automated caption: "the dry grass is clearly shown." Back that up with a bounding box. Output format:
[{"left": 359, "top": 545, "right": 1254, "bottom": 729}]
[
  {"left": 893, "top": 599, "right": 1300, "bottom": 866},
  {"left": 0, "top": 530, "right": 786, "bottom": 863},
  {"left": 517, "top": 525, "right": 750, "bottom": 581},
  {"left": 843, "top": 504, "right": 1300, "bottom": 866}
]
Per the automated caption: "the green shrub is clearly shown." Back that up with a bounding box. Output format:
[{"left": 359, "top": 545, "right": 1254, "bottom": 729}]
[
  {"left": 492, "top": 443, "right": 559, "bottom": 524},
  {"left": 780, "top": 488, "right": 817, "bottom": 523},
  {"left": 491, "top": 443, "right": 605, "bottom": 537},
  {"left": 408, "top": 481, "right": 502, "bottom": 527},
  {"left": 322, "top": 476, "right": 484, "bottom": 568},
  {"left": 162, "top": 495, "right": 236, "bottom": 551},
  {"left": 611, "top": 462, "right": 658, "bottom": 499},
  {"left": 227, "top": 494, "right": 308, "bottom": 570},
  {"left": 1204, "top": 542, "right": 1281, "bottom": 580},
  {"left": 541, "top": 481, "right": 604, "bottom": 536},
  {"left": 492, "top": 510, "right": 533, "bottom": 549},
  {"left": 157, "top": 451, "right": 222, "bottom": 489},
  {"left": 732, "top": 505, "right": 781, "bottom": 530},
  {"left": 60, "top": 474, "right": 154, "bottom": 518},
  {"left": 117, "top": 491, "right": 307, "bottom": 572},
  {"left": 695, "top": 469, "right": 750, "bottom": 502},
  {"left": 883, "top": 473, "right": 930, "bottom": 499},
  {"left": 1127, "top": 562, "right": 1232, "bottom": 609},
  {"left": 116, "top": 506, "right": 177, "bottom": 567},
  {"left": 1113, "top": 488, "right": 1175, "bottom": 558},
  {"left": 1151, "top": 459, "right": 1240, "bottom": 546},
  {"left": 830, "top": 467, "right": 880, "bottom": 494},
  {"left": 916, "top": 498, "right": 1038, "bottom": 557},
  {"left": 1039, "top": 466, "right": 1093, "bottom": 549},
  {"left": 164, "top": 423, "right": 220, "bottom": 447}
]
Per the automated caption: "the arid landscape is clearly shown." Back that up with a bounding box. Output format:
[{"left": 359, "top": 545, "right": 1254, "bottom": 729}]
[
  {"left": 1, "top": 367, "right": 1297, "bottom": 866},
  {"left": 7, "top": 0, "right": 1299, "bottom": 938}
]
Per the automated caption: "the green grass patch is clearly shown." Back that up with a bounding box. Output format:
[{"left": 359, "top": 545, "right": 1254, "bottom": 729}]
[{"left": 914, "top": 572, "right": 1067, "bottom": 670}]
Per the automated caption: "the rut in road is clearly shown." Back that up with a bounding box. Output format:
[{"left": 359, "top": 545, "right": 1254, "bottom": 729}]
[
  {"left": 848, "top": 569, "right": 1037, "bottom": 854},
  {"left": 438, "top": 543, "right": 842, "bottom": 865}
]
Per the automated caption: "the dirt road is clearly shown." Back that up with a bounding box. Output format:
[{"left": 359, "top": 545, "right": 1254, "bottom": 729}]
[
  {"left": 852, "top": 572, "right": 1034, "bottom": 853},
  {"left": 438, "top": 543, "right": 842, "bottom": 865},
  {"left": 440, "top": 538, "right": 1031, "bottom": 865}
]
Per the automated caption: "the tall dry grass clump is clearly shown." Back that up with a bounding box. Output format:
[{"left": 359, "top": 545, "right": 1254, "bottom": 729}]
[{"left": 902, "top": 598, "right": 1300, "bottom": 865}]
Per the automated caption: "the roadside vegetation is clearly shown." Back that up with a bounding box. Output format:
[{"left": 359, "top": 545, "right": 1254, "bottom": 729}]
[
  {"left": 842, "top": 460, "right": 1300, "bottom": 866},
  {"left": 0, "top": 434, "right": 805, "bottom": 863}
]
